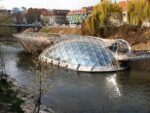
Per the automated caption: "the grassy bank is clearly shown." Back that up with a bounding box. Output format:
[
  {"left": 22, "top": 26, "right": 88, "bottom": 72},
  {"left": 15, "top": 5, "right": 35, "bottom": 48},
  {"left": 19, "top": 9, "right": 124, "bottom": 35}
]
[
  {"left": 40, "top": 26, "right": 81, "bottom": 35},
  {"left": 0, "top": 27, "right": 17, "bottom": 42},
  {"left": 0, "top": 27, "right": 17, "bottom": 37},
  {"left": 0, "top": 77, "right": 24, "bottom": 113}
]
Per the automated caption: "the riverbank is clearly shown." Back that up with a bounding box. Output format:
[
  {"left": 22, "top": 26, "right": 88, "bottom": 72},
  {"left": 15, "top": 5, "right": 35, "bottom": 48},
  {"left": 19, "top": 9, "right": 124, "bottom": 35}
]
[
  {"left": 0, "top": 75, "right": 24, "bottom": 113},
  {"left": 0, "top": 36, "right": 17, "bottom": 42},
  {"left": 0, "top": 74, "right": 54, "bottom": 113}
]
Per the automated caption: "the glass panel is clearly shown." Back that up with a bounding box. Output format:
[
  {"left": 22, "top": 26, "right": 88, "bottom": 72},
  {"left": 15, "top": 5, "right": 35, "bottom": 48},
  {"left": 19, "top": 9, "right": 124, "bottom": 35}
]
[
  {"left": 45, "top": 39, "right": 117, "bottom": 67},
  {"left": 71, "top": 60, "right": 78, "bottom": 65}
]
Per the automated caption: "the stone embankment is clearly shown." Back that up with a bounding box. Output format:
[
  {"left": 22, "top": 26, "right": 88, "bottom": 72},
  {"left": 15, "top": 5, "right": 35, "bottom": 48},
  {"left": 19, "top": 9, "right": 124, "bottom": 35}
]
[{"left": 3, "top": 75, "right": 55, "bottom": 113}]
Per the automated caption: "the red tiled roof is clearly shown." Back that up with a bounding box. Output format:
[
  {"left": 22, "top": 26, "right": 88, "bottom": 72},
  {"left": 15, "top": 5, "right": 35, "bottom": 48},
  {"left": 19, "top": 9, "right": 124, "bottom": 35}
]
[
  {"left": 67, "top": 6, "right": 93, "bottom": 15},
  {"left": 118, "top": 1, "right": 127, "bottom": 9},
  {"left": 67, "top": 9, "right": 87, "bottom": 15},
  {"left": 39, "top": 8, "right": 51, "bottom": 16},
  {"left": 25, "top": 8, "right": 51, "bottom": 16},
  {"left": 85, "top": 6, "right": 93, "bottom": 13}
]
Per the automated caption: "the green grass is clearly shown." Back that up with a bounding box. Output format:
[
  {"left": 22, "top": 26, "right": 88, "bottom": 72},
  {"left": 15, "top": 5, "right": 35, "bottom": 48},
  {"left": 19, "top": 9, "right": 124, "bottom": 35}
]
[{"left": 0, "top": 78, "right": 24, "bottom": 113}]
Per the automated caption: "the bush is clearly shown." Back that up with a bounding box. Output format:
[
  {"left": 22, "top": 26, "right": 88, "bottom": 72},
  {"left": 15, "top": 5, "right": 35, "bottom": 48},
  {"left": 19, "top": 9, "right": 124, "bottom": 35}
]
[
  {"left": 0, "top": 12, "right": 17, "bottom": 36},
  {"left": 85, "top": 0, "right": 123, "bottom": 38}
]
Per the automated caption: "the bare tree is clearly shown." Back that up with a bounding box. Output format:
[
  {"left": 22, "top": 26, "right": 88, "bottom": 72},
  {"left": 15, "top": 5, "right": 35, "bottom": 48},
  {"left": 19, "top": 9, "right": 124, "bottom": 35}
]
[
  {"left": 0, "top": 54, "right": 7, "bottom": 78},
  {"left": 30, "top": 58, "right": 54, "bottom": 113}
]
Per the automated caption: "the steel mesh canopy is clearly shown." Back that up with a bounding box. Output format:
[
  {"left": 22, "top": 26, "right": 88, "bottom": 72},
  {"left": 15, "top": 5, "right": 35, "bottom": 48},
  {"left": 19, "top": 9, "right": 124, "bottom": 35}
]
[{"left": 39, "top": 38, "right": 128, "bottom": 72}]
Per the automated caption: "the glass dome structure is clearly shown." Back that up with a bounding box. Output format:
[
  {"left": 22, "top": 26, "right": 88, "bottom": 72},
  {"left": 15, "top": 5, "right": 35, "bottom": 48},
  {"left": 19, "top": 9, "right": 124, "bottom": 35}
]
[{"left": 39, "top": 38, "right": 130, "bottom": 72}]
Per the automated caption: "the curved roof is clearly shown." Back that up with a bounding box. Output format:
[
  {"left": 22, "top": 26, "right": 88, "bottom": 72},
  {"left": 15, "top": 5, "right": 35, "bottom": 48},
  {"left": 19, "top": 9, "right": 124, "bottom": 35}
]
[{"left": 39, "top": 38, "right": 127, "bottom": 72}]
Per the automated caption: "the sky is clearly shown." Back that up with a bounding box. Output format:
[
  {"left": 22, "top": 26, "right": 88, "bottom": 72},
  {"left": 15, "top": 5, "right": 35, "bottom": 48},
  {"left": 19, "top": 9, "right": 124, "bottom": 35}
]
[{"left": 0, "top": 0, "right": 119, "bottom": 10}]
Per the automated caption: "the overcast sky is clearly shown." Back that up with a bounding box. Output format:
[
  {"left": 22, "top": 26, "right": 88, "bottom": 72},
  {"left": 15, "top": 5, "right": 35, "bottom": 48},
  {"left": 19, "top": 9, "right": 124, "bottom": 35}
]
[{"left": 0, "top": 0, "right": 119, "bottom": 10}]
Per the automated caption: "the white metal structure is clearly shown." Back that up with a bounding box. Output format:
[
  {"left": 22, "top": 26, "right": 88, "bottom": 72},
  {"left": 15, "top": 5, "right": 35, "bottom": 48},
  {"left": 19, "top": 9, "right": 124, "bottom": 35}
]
[{"left": 39, "top": 37, "right": 131, "bottom": 72}]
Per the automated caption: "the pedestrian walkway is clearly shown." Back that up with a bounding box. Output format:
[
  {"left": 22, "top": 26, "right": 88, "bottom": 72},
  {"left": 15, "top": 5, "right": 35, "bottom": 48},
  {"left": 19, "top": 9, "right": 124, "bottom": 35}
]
[{"left": 118, "top": 50, "right": 150, "bottom": 61}]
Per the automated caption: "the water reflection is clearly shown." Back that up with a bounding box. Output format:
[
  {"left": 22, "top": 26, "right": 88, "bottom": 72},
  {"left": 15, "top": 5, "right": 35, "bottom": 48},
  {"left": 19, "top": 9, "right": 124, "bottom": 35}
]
[
  {"left": 42, "top": 71, "right": 116, "bottom": 113},
  {"left": 16, "top": 51, "right": 35, "bottom": 70},
  {"left": 106, "top": 74, "right": 121, "bottom": 97}
]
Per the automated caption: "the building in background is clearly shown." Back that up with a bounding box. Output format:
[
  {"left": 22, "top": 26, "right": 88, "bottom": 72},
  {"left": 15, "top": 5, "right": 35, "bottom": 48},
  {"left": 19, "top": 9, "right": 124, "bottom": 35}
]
[
  {"left": 118, "top": 0, "right": 150, "bottom": 27},
  {"left": 49, "top": 9, "right": 69, "bottom": 26},
  {"left": 118, "top": 0, "right": 127, "bottom": 24},
  {"left": 8, "top": 6, "right": 93, "bottom": 26},
  {"left": 66, "top": 6, "right": 93, "bottom": 26},
  {"left": 40, "top": 8, "right": 51, "bottom": 26}
]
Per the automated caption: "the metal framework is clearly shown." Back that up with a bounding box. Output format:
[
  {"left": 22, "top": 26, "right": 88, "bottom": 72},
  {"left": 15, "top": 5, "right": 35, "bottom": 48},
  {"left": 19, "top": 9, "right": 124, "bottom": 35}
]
[{"left": 39, "top": 37, "right": 131, "bottom": 72}]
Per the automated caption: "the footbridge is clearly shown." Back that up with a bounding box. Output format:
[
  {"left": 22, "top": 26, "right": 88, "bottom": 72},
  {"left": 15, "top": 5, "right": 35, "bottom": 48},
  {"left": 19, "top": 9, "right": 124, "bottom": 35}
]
[
  {"left": 0, "top": 24, "right": 42, "bottom": 32},
  {"left": 118, "top": 50, "right": 150, "bottom": 61}
]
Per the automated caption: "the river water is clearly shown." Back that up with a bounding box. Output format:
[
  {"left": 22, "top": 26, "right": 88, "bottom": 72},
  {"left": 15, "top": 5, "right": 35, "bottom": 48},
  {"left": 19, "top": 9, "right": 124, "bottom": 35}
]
[{"left": 0, "top": 41, "right": 150, "bottom": 113}]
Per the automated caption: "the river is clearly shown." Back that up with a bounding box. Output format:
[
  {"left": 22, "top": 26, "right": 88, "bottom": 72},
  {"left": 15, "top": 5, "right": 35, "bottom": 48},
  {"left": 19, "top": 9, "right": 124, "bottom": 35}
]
[{"left": 0, "top": 40, "right": 150, "bottom": 113}]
